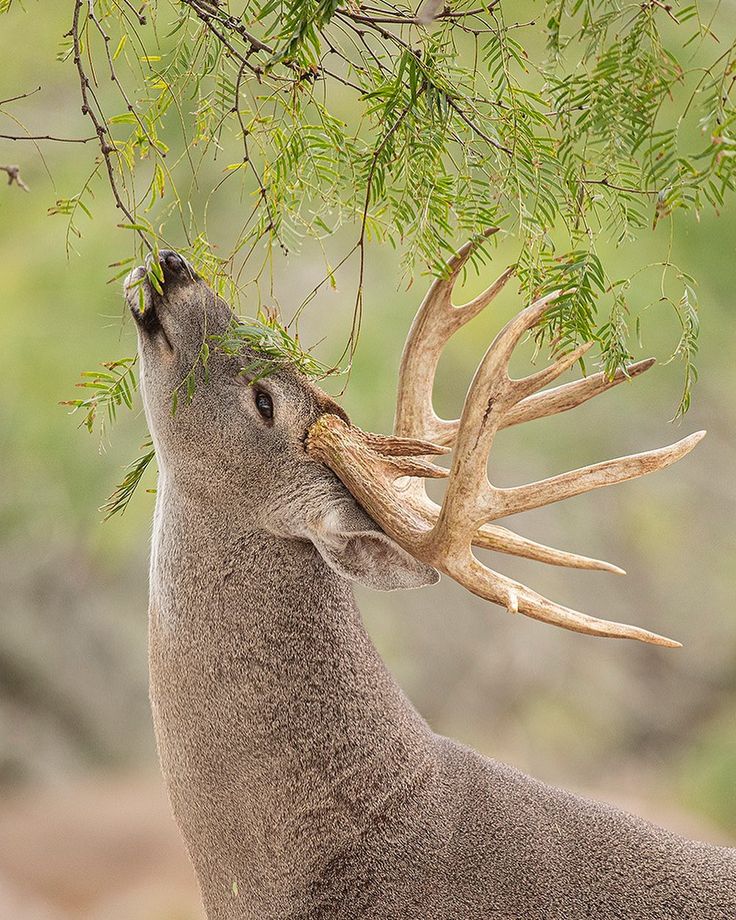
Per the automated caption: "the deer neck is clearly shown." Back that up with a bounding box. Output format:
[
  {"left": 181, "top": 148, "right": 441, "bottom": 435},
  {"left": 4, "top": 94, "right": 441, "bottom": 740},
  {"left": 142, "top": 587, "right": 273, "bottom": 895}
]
[{"left": 147, "top": 481, "right": 434, "bottom": 903}]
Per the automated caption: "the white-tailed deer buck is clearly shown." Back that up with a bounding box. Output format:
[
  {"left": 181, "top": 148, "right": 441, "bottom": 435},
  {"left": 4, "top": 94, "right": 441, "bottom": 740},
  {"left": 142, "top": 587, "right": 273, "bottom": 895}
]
[{"left": 126, "top": 237, "right": 735, "bottom": 920}]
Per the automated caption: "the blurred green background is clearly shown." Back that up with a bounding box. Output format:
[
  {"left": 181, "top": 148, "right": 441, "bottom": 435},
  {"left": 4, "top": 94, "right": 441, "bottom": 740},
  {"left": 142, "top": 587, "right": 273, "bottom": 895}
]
[{"left": 1, "top": 4, "right": 734, "bottom": 918}]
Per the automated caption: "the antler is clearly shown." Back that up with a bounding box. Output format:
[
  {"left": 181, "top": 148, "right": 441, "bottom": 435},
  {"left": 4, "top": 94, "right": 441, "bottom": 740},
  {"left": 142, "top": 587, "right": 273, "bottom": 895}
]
[{"left": 306, "top": 233, "right": 705, "bottom": 647}]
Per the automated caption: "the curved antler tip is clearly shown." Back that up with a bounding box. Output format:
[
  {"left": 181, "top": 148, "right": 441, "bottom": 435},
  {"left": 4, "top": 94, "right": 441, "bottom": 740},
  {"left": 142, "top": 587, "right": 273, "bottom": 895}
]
[
  {"left": 452, "top": 228, "right": 500, "bottom": 265},
  {"left": 630, "top": 626, "right": 682, "bottom": 648},
  {"left": 605, "top": 625, "right": 682, "bottom": 647},
  {"left": 654, "top": 636, "right": 683, "bottom": 649},
  {"left": 682, "top": 430, "right": 707, "bottom": 451},
  {"left": 630, "top": 357, "right": 656, "bottom": 375},
  {"left": 607, "top": 563, "right": 627, "bottom": 576}
]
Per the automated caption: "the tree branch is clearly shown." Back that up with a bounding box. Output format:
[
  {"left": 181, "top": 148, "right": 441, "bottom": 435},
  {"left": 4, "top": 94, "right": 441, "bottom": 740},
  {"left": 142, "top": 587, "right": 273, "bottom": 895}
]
[
  {"left": 0, "top": 86, "right": 42, "bottom": 107},
  {"left": 0, "top": 132, "right": 96, "bottom": 143},
  {"left": 69, "top": 0, "right": 150, "bottom": 249}
]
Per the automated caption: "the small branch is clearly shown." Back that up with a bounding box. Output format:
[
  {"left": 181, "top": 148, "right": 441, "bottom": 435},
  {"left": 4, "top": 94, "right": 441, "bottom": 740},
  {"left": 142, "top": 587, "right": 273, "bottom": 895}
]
[
  {"left": 0, "top": 86, "right": 42, "bottom": 107},
  {"left": 69, "top": 0, "right": 150, "bottom": 249},
  {"left": 645, "top": 0, "right": 681, "bottom": 25},
  {"left": 1, "top": 164, "right": 29, "bottom": 191},
  {"left": 342, "top": 95, "right": 416, "bottom": 369},
  {"left": 185, "top": 0, "right": 273, "bottom": 54},
  {"left": 180, "top": 0, "right": 262, "bottom": 75},
  {"left": 359, "top": 3, "right": 501, "bottom": 26},
  {"left": 0, "top": 132, "right": 96, "bottom": 143},
  {"left": 580, "top": 177, "right": 659, "bottom": 195},
  {"left": 117, "top": 0, "right": 147, "bottom": 26},
  {"left": 183, "top": 0, "right": 361, "bottom": 91},
  {"left": 233, "top": 61, "right": 286, "bottom": 254},
  {"left": 445, "top": 95, "right": 513, "bottom": 155}
]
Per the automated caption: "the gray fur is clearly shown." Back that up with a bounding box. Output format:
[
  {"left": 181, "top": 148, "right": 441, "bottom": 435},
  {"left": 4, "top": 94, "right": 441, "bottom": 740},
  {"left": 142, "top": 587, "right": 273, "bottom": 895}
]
[{"left": 128, "top": 252, "right": 736, "bottom": 919}]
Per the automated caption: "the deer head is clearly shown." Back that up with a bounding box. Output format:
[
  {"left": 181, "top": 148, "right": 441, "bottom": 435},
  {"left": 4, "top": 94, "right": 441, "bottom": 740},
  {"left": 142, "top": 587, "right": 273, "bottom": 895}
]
[
  {"left": 125, "top": 249, "right": 438, "bottom": 592},
  {"left": 127, "top": 241, "right": 704, "bottom": 647}
]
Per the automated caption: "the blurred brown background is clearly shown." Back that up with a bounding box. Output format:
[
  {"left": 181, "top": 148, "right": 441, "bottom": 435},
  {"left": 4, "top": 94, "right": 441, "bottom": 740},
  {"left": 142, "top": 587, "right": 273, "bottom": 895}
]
[{"left": 1, "top": 5, "right": 735, "bottom": 919}]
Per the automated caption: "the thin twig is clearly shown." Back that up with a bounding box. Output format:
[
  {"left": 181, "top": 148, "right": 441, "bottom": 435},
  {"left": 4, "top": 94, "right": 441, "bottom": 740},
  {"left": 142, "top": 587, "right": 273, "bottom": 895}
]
[
  {"left": 354, "top": 3, "right": 501, "bottom": 26},
  {"left": 233, "top": 60, "right": 286, "bottom": 254},
  {"left": 185, "top": 0, "right": 273, "bottom": 53},
  {"left": 180, "top": 0, "right": 263, "bottom": 75},
  {"left": 444, "top": 94, "right": 513, "bottom": 155},
  {"left": 341, "top": 95, "right": 416, "bottom": 370},
  {"left": 581, "top": 177, "right": 659, "bottom": 195},
  {"left": 0, "top": 132, "right": 96, "bottom": 143},
  {"left": 69, "top": 0, "right": 151, "bottom": 249},
  {"left": 0, "top": 86, "right": 42, "bottom": 107}
]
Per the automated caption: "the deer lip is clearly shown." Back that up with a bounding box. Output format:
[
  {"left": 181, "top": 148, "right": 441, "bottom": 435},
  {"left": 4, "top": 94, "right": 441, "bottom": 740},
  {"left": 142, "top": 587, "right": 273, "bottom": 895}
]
[
  {"left": 124, "top": 266, "right": 173, "bottom": 349},
  {"left": 124, "top": 266, "right": 149, "bottom": 311}
]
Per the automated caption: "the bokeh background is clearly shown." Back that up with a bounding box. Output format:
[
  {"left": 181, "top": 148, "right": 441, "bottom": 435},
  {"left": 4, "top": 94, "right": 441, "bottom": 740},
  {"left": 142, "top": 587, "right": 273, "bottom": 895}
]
[{"left": 1, "top": 4, "right": 735, "bottom": 919}]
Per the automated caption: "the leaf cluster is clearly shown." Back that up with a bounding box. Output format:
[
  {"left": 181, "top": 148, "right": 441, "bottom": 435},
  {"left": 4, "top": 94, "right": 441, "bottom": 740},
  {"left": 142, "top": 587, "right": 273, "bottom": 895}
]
[
  {"left": 60, "top": 357, "right": 138, "bottom": 436},
  {"left": 101, "top": 442, "right": 156, "bottom": 519},
  {"left": 212, "top": 312, "right": 333, "bottom": 381},
  {"left": 3, "top": 0, "right": 732, "bottom": 512},
  {"left": 34, "top": 1, "right": 731, "bottom": 396}
]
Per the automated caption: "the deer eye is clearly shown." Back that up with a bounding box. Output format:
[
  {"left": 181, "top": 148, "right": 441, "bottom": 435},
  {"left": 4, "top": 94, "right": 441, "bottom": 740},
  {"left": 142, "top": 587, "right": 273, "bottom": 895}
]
[{"left": 254, "top": 389, "right": 274, "bottom": 421}]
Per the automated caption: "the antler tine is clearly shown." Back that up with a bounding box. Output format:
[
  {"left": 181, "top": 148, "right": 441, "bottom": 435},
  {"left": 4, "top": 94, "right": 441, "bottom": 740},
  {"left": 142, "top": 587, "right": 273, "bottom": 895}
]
[
  {"left": 306, "top": 236, "right": 705, "bottom": 648},
  {"left": 501, "top": 358, "right": 656, "bottom": 430},
  {"left": 473, "top": 523, "right": 626, "bottom": 574},
  {"left": 486, "top": 430, "right": 705, "bottom": 520},
  {"left": 430, "top": 357, "right": 657, "bottom": 442},
  {"left": 394, "top": 227, "right": 515, "bottom": 445},
  {"left": 409, "top": 480, "right": 625, "bottom": 574},
  {"left": 429, "top": 289, "right": 565, "bottom": 543},
  {"left": 512, "top": 340, "right": 594, "bottom": 402},
  {"left": 454, "top": 554, "right": 681, "bottom": 647}
]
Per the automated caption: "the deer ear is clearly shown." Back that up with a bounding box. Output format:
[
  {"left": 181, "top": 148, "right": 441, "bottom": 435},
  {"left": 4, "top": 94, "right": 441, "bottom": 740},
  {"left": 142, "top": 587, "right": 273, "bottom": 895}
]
[{"left": 308, "top": 504, "right": 440, "bottom": 591}]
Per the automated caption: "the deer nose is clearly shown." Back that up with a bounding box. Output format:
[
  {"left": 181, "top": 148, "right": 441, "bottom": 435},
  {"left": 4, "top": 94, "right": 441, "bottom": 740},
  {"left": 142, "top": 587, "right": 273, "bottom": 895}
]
[
  {"left": 145, "top": 249, "right": 196, "bottom": 286},
  {"left": 158, "top": 249, "right": 195, "bottom": 281}
]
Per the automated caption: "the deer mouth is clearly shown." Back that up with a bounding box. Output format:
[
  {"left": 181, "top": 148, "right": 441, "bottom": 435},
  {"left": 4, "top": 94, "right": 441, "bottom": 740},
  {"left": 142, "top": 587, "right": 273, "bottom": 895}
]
[
  {"left": 125, "top": 265, "right": 161, "bottom": 335},
  {"left": 125, "top": 250, "right": 197, "bottom": 348}
]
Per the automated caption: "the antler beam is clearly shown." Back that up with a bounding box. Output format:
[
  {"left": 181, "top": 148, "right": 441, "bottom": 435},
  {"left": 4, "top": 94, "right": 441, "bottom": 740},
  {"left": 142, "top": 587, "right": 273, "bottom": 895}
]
[{"left": 307, "top": 233, "right": 705, "bottom": 647}]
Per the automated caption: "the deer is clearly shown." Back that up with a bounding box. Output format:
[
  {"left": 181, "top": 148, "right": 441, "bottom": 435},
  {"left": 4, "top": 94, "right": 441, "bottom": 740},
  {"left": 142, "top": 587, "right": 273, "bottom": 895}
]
[{"left": 125, "top": 235, "right": 736, "bottom": 920}]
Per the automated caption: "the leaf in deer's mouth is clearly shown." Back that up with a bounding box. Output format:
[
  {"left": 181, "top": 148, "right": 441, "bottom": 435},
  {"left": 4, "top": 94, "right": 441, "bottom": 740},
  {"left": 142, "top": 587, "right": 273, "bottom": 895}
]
[
  {"left": 125, "top": 268, "right": 164, "bottom": 336},
  {"left": 125, "top": 267, "right": 152, "bottom": 313}
]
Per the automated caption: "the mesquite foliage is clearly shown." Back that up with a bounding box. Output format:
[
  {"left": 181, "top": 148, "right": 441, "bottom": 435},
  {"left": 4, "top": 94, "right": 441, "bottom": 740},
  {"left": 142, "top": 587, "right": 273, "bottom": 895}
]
[{"left": 2, "top": 0, "right": 732, "bottom": 512}]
